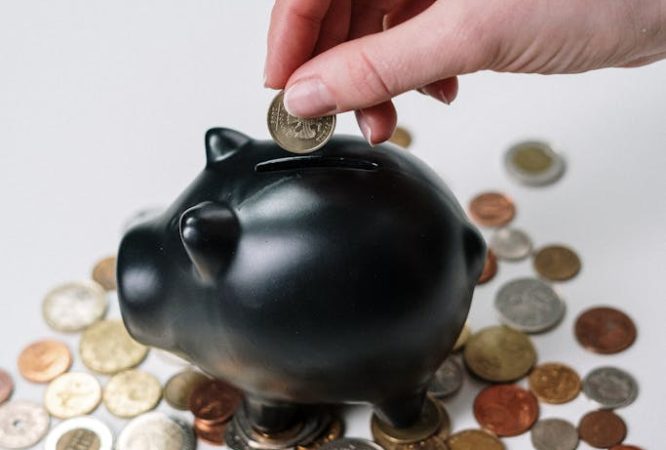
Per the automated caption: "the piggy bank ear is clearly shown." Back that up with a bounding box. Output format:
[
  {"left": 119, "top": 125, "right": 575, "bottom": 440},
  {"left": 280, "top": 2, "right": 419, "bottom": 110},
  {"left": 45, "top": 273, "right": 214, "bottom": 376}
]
[
  {"left": 205, "top": 128, "right": 251, "bottom": 164},
  {"left": 180, "top": 201, "right": 241, "bottom": 283}
]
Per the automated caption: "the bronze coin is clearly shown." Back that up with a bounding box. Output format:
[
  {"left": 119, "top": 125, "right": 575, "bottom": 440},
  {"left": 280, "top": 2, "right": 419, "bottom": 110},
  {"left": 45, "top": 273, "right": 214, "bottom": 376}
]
[
  {"left": 189, "top": 379, "right": 242, "bottom": 424},
  {"left": 533, "top": 245, "right": 581, "bottom": 281},
  {"left": 477, "top": 249, "right": 498, "bottom": 285},
  {"left": 528, "top": 363, "right": 581, "bottom": 404},
  {"left": 575, "top": 307, "right": 637, "bottom": 354},
  {"left": 473, "top": 384, "right": 539, "bottom": 437},
  {"left": 0, "top": 369, "right": 13, "bottom": 405},
  {"left": 372, "top": 396, "right": 446, "bottom": 444},
  {"left": 18, "top": 340, "right": 72, "bottom": 383},
  {"left": 610, "top": 446, "right": 643, "bottom": 450},
  {"left": 468, "top": 193, "right": 515, "bottom": 228},
  {"left": 194, "top": 417, "right": 227, "bottom": 445},
  {"left": 578, "top": 410, "right": 627, "bottom": 449},
  {"left": 91, "top": 256, "right": 117, "bottom": 291}
]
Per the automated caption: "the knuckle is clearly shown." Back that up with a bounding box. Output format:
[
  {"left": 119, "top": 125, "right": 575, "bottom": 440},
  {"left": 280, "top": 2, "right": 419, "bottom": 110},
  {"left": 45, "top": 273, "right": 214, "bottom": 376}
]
[{"left": 347, "top": 47, "right": 395, "bottom": 102}]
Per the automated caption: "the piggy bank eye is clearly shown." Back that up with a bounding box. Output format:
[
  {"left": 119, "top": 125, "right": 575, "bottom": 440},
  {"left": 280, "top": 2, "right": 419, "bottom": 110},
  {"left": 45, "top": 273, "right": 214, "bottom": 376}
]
[{"left": 255, "top": 156, "right": 379, "bottom": 173}]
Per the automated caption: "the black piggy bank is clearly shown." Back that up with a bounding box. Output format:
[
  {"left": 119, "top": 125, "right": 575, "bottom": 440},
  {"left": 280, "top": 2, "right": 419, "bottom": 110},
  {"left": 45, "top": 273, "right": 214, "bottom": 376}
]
[{"left": 118, "top": 128, "right": 485, "bottom": 432}]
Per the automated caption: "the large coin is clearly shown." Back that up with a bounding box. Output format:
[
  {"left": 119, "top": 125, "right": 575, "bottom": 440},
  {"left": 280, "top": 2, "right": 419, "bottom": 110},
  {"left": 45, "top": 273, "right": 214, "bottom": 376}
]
[
  {"left": 463, "top": 326, "right": 537, "bottom": 382},
  {"left": 164, "top": 369, "right": 210, "bottom": 411},
  {"left": 17, "top": 339, "right": 72, "bottom": 383},
  {"left": 489, "top": 228, "right": 533, "bottom": 261},
  {"left": 103, "top": 370, "right": 162, "bottom": 418},
  {"left": 0, "top": 400, "right": 50, "bottom": 449},
  {"left": 528, "top": 363, "right": 580, "bottom": 404},
  {"left": 578, "top": 410, "right": 627, "bottom": 449},
  {"left": 0, "top": 369, "right": 13, "bottom": 405},
  {"left": 473, "top": 385, "right": 539, "bottom": 437},
  {"left": 45, "top": 372, "right": 102, "bottom": 419},
  {"left": 43, "top": 281, "right": 108, "bottom": 332},
  {"left": 428, "top": 358, "right": 463, "bottom": 399},
  {"left": 530, "top": 418, "right": 578, "bottom": 450},
  {"left": 494, "top": 278, "right": 565, "bottom": 333},
  {"left": 504, "top": 140, "right": 565, "bottom": 186},
  {"left": 582, "top": 366, "right": 638, "bottom": 409},
  {"left": 468, "top": 192, "right": 515, "bottom": 228},
  {"left": 44, "top": 416, "right": 113, "bottom": 450},
  {"left": 446, "top": 429, "right": 504, "bottom": 450},
  {"left": 268, "top": 91, "right": 336, "bottom": 154},
  {"left": 533, "top": 245, "right": 581, "bottom": 281},
  {"left": 574, "top": 307, "right": 637, "bottom": 354},
  {"left": 91, "top": 256, "right": 117, "bottom": 291},
  {"left": 80, "top": 320, "right": 148, "bottom": 374},
  {"left": 116, "top": 412, "right": 196, "bottom": 450}
]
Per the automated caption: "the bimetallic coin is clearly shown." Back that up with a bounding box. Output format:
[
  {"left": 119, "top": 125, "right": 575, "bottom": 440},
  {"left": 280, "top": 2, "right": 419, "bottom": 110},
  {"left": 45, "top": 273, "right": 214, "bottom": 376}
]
[
  {"left": 320, "top": 438, "right": 384, "bottom": 450},
  {"left": 268, "top": 91, "right": 336, "bottom": 154},
  {"left": 533, "top": 245, "right": 581, "bottom": 281},
  {"left": 17, "top": 339, "right": 72, "bottom": 383},
  {"left": 452, "top": 323, "right": 471, "bottom": 352},
  {"left": 428, "top": 358, "right": 463, "bottom": 399},
  {"left": 528, "top": 363, "right": 581, "bottom": 404},
  {"left": 44, "top": 416, "right": 113, "bottom": 450},
  {"left": 103, "top": 370, "right": 162, "bottom": 418},
  {"left": 43, "top": 281, "right": 108, "bottom": 332},
  {"left": 494, "top": 278, "right": 565, "bottom": 333},
  {"left": 477, "top": 250, "right": 498, "bottom": 285},
  {"left": 468, "top": 192, "right": 515, "bottom": 228},
  {"left": 463, "top": 326, "right": 537, "bottom": 382},
  {"left": 489, "top": 228, "right": 533, "bottom": 261},
  {"left": 446, "top": 429, "right": 504, "bottom": 450},
  {"left": 504, "top": 140, "right": 565, "bottom": 186},
  {"left": 371, "top": 396, "right": 447, "bottom": 445},
  {"left": 80, "top": 320, "right": 148, "bottom": 374},
  {"left": 389, "top": 127, "right": 413, "bottom": 149},
  {"left": 116, "top": 412, "right": 196, "bottom": 450},
  {"left": 45, "top": 372, "right": 102, "bottom": 419},
  {"left": 164, "top": 369, "right": 210, "bottom": 411},
  {"left": 530, "top": 418, "right": 578, "bottom": 450},
  {"left": 0, "top": 401, "right": 50, "bottom": 449},
  {"left": 0, "top": 369, "right": 14, "bottom": 405},
  {"left": 473, "top": 385, "right": 539, "bottom": 437},
  {"left": 578, "top": 410, "right": 627, "bottom": 449},
  {"left": 574, "top": 307, "right": 637, "bottom": 354},
  {"left": 582, "top": 366, "right": 638, "bottom": 409},
  {"left": 189, "top": 378, "right": 242, "bottom": 424},
  {"left": 92, "top": 256, "right": 117, "bottom": 291}
]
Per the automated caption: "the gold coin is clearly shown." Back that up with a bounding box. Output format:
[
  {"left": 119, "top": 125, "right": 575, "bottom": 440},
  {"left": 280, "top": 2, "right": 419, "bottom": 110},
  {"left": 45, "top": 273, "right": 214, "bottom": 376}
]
[
  {"left": 452, "top": 323, "right": 471, "bottom": 352},
  {"left": 533, "top": 245, "right": 581, "bottom": 281},
  {"left": 80, "top": 320, "right": 148, "bottom": 374},
  {"left": 267, "top": 91, "right": 336, "bottom": 154},
  {"left": 45, "top": 372, "right": 102, "bottom": 419},
  {"left": 372, "top": 397, "right": 450, "bottom": 449},
  {"left": 103, "top": 369, "right": 162, "bottom": 418},
  {"left": 389, "top": 127, "right": 412, "bottom": 149},
  {"left": 446, "top": 429, "right": 505, "bottom": 450},
  {"left": 91, "top": 256, "right": 117, "bottom": 291},
  {"left": 164, "top": 369, "right": 210, "bottom": 411},
  {"left": 528, "top": 362, "right": 580, "bottom": 404},
  {"left": 463, "top": 326, "right": 537, "bottom": 382}
]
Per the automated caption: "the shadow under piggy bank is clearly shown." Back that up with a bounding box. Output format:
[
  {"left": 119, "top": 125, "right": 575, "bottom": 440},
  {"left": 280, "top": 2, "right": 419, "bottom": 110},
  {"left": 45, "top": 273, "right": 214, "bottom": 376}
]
[{"left": 117, "top": 128, "right": 485, "bottom": 433}]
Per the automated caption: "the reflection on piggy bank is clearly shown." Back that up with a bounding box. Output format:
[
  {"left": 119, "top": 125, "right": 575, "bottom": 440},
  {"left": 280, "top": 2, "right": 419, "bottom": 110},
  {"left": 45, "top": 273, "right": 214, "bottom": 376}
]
[{"left": 117, "top": 128, "right": 485, "bottom": 432}]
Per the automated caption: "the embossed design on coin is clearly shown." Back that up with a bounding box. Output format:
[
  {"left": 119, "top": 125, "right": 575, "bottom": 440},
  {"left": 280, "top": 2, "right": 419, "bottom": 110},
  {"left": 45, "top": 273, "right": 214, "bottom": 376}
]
[
  {"left": 468, "top": 192, "right": 515, "bottom": 228},
  {"left": 463, "top": 326, "right": 537, "bottom": 382},
  {"left": 578, "top": 410, "right": 627, "bottom": 449},
  {"left": 104, "top": 370, "right": 162, "bottom": 418},
  {"left": 18, "top": 339, "right": 72, "bottom": 383},
  {"left": 452, "top": 323, "right": 471, "bottom": 352},
  {"left": 530, "top": 418, "right": 578, "bottom": 450},
  {"left": 0, "top": 401, "right": 50, "bottom": 449},
  {"left": 80, "top": 320, "right": 148, "bottom": 374},
  {"left": 489, "top": 228, "right": 533, "bottom": 261},
  {"left": 446, "top": 429, "right": 504, "bottom": 450},
  {"left": 575, "top": 307, "right": 636, "bottom": 354},
  {"left": 371, "top": 396, "right": 448, "bottom": 445},
  {"left": 116, "top": 412, "right": 196, "bottom": 450},
  {"left": 0, "top": 369, "right": 14, "bottom": 405},
  {"left": 477, "top": 250, "right": 498, "bottom": 285},
  {"left": 44, "top": 416, "right": 113, "bottom": 450},
  {"left": 92, "top": 256, "right": 117, "bottom": 291},
  {"left": 43, "top": 281, "right": 108, "bottom": 332},
  {"left": 495, "top": 278, "right": 565, "bottom": 333},
  {"left": 268, "top": 91, "right": 336, "bottom": 154},
  {"left": 189, "top": 378, "right": 242, "bottom": 424},
  {"left": 528, "top": 363, "right": 580, "bottom": 404},
  {"left": 533, "top": 245, "right": 581, "bottom": 281},
  {"left": 473, "top": 384, "right": 539, "bottom": 437},
  {"left": 389, "top": 127, "right": 412, "bottom": 149},
  {"left": 428, "top": 358, "right": 463, "bottom": 399},
  {"left": 45, "top": 372, "right": 102, "bottom": 419},
  {"left": 164, "top": 369, "right": 209, "bottom": 411},
  {"left": 504, "top": 140, "right": 565, "bottom": 186},
  {"left": 582, "top": 366, "right": 638, "bottom": 409}
]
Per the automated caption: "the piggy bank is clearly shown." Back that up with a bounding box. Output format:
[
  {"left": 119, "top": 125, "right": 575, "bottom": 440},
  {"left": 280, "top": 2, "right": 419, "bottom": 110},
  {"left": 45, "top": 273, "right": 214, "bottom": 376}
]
[{"left": 118, "top": 128, "right": 485, "bottom": 432}]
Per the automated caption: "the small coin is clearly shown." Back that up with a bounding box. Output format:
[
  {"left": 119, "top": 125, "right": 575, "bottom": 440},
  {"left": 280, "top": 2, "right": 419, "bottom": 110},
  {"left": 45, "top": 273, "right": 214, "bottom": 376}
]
[
  {"left": 452, "top": 323, "right": 471, "bottom": 352},
  {"left": 44, "top": 416, "right": 113, "bottom": 450},
  {"left": 473, "top": 384, "right": 539, "bottom": 437},
  {"left": 17, "top": 339, "right": 72, "bottom": 383},
  {"left": 463, "top": 326, "right": 537, "bottom": 382},
  {"left": 489, "top": 228, "right": 533, "bottom": 261},
  {"left": 189, "top": 378, "right": 242, "bottom": 424},
  {"left": 371, "top": 396, "right": 447, "bottom": 445},
  {"left": 428, "top": 358, "right": 463, "bottom": 399},
  {"left": 320, "top": 438, "right": 384, "bottom": 450},
  {"left": 43, "top": 281, "right": 108, "bottom": 332},
  {"left": 389, "top": 127, "right": 413, "bottom": 149},
  {"left": 194, "top": 417, "right": 228, "bottom": 445},
  {"left": 578, "top": 410, "right": 627, "bottom": 449},
  {"left": 477, "top": 250, "right": 498, "bottom": 285},
  {"left": 104, "top": 370, "right": 162, "bottom": 418},
  {"left": 0, "top": 369, "right": 14, "bottom": 405},
  {"left": 45, "top": 372, "right": 102, "bottom": 419},
  {"left": 504, "top": 140, "right": 565, "bottom": 186},
  {"left": 582, "top": 366, "right": 638, "bottom": 409},
  {"left": 0, "top": 400, "right": 50, "bottom": 449},
  {"left": 468, "top": 192, "right": 515, "bottom": 228},
  {"left": 116, "top": 412, "right": 196, "bottom": 450},
  {"left": 446, "top": 429, "right": 505, "bottom": 450},
  {"left": 164, "top": 369, "right": 210, "bottom": 411},
  {"left": 122, "top": 206, "right": 164, "bottom": 233},
  {"left": 80, "top": 319, "right": 148, "bottom": 374},
  {"left": 574, "top": 307, "right": 637, "bottom": 354},
  {"left": 495, "top": 278, "right": 565, "bottom": 333},
  {"left": 533, "top": 245, "right": 581, "bottom": 281},
  {"left": 528, "top": 363, "right": 581, "bottom": 404},
  {"left": 268, "top": 91, "right": 336, "bottom": 154},
  {"left": 92, "top": 256, "right": 117, "bottom": 291},
  {"left": 530, "top": 418, "right": 578, "bottom": 450}
]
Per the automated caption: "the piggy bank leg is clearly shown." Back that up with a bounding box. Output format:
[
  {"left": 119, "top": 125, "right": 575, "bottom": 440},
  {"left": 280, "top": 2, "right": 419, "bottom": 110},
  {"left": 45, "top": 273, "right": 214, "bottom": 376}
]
[
  {"left": 243, "top": 396, "right": 303, "bottom": 433},
  {"left": 375, "top": 389, "right": 427, "bottom": 428}
]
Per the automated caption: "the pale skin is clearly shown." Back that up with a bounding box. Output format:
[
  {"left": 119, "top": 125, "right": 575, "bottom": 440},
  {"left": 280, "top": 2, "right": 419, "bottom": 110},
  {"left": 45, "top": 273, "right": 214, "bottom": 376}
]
[{"left": 264, "top": 0, "right": 666, "bottom": 144}]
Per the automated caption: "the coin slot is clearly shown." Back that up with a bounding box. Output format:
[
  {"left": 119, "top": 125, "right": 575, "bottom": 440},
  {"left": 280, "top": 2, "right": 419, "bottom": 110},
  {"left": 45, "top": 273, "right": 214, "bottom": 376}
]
[{"left": 255, "top": 156, "right": 379, "bottom": 173}]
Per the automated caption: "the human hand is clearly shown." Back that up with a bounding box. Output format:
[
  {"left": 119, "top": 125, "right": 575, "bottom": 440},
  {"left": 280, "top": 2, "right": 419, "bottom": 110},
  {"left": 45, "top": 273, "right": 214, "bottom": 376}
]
[{"left": 265, "top": 0, "right": 666, "bottom": 144}]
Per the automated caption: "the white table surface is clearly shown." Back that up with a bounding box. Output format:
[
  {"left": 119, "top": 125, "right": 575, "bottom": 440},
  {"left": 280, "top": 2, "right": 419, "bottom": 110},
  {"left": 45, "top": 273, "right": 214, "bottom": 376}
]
[{"left": 1, "top": 2, "right": 664, "bottom": 449}]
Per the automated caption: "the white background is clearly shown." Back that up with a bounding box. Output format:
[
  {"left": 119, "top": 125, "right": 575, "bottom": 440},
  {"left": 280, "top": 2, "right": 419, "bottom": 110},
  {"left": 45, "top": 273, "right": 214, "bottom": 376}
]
[{"left": 0, "top": 2, "right": 664, "bottom": 449}]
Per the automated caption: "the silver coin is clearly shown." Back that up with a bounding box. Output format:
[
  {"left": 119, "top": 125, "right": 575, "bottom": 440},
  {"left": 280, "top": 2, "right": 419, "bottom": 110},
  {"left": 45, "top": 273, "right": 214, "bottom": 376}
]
[
  {"left": 44, "top": 416, "right": 113, "bottom": 450},
  {"left": 489, "top": 228, "right": 533, "bottom": 261},
  {"left": 428, "top": 357, "right": 463, "bottom": 398},
  {"left": 116, "top": 412, "right": 195, "bottom": 450},
  {"left": 582, "top": 366, "right": 638, "bottom": 409},
  {"left": 43, "top": 280, "right": 108, "bottom": 332},
  {"left": 495, "top": 278, "right": 565, "bottom": 333},
  {"left": 504, "top": 140, "right": 565, "bottom": 186},
  {"left": 0, "top": 400, "right": 50, "bottom": 449},
  {"left": 320, "top": 438, "right": 385, "bottom": 450},
  {"left": 122, "top": 206, "right": 164, "bottom": 233},
  {"left": 530, "top": 418, "right": 578, "bottom": 450}
]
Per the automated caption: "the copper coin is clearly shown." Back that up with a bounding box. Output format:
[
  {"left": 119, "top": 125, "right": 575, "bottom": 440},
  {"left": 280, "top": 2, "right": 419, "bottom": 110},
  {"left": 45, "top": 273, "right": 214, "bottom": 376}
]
[
  {"left": 477, "top": 250, "right": 498, "bottom": 285},
  {"left": 468, "top": 192, "right": 515, "bottom": 228},
  {"left": 528, "top": 363, "right": 581, "bottom": 404},
  {"left": 18, "top": 340, "right": 72, "bottom": 383},
  {"left": 0, "top": 369, "right": 13, "bottom": 405},
  {"left": 194, "top": 417, "right": 227, "bottom": 445},
  {"left": 610, "top": 446, "right": 643, "bottom": 450},
  {"left": 92, "top": 256, "right": 117, "bottom": 291},
  {"left": 533, "top": 245, "right": 581, "bottom": 281},
  {"left": 473, "top": 384, "right": 539, "bottom": 437},
  {"left": 189, "top": 379, "right": 242, "bottom": 424},
  {"left": 578, "top": 410, "right": 627, "bottom": 449},
  {"left": 575, "top": 307, "right": 637, "bottom": 354}
]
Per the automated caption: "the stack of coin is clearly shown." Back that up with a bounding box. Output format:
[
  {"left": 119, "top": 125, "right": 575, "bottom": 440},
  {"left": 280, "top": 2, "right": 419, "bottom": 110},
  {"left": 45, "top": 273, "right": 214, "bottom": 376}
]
[{"left": 189, "top": 378, "right": 242, "bottom": 445}]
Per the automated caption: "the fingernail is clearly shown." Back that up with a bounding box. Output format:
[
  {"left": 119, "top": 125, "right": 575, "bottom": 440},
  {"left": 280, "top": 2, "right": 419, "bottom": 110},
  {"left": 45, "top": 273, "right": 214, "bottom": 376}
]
[
  {"left": 439, "top": 88, "right": 451, "bottom": 105},
  {"left": 283, "top": 78, "right": 337, "bottom": 117},
  {"left": 355, "top": 110, "right": 374, "bottom": 146}
]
